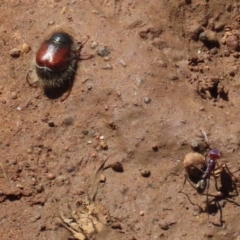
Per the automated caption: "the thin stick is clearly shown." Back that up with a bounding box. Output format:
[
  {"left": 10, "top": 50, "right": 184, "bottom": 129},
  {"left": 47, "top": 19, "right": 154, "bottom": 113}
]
[
  {"left": 201, "top": 129, "right": 209, "bottom": 143},
  {"left": 0, "top": 162, "right": 8, "bottom": 179}
]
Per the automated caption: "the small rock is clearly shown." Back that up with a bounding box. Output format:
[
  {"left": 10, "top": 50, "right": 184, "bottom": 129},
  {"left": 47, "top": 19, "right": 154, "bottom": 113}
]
[
  {"left": 103, "top": 64, "right": 113, "bottom": 70},
  {"left": 99, "top": 174, "right": 106, "bottom": 183},
  {"left": 110, "top": 162, "right": 123, "bottom": 172},
  {"left": 210, "top": 47, "right": 218, "bottom": 55},
  {"left": 104, "top": 56, "right": 110, "bottom": 61},
  {"left": 229, "top": 70, "right": 235, "bottom": 77},
  {"left": 152, "top": 145, "right": 158, "bottom": 152},
  {"left": 100, "top": 141, "right": 108, "bottom": 150},
  {"left": 11, "top": 92, "right": 18, "bottom": 99},
  {"left": 191, "top": 140, "right": 199, "bottom": 151},
  {"left": 159, "top": 221, "right": 169, "bottom": 230},
  {"left": 35, "top": 184, "right": 44, "bottom": 193},
  {"left": 21, "top": 43, "right": 31, "bottom": 53},
  {"left": 97, "top": 46, "right": 111, "bottom": 57},
  {"left": 226, "top": 34, "right": 239, "bottom": 51},
  {"left": 139, "top": 211, "right": 144, "bottom": 216},
  {"left": 136, "top": 77, "right": 143, "bottom": 86},
  {"left": 82, "top": 130, "right": 88, "bottom": 135},
  {"left": 48, "top": 21, "right": 55, "bottom": 26},
  {"left": 109, "top": 121, "right": 116, "bottom": 130},
  {"left": 46, "top": 172, "right": 56, "bottom": 180},
  {"left": 62, "top": 117, "right": 74, "bottom": 126},
  {"left": 48, "top": 121, "right": 55, "bottom": 127},
  {"left": 140, "top": 169, "right": 151, "bottom": 178},
  {"left": 214, "top": 22, "right": 225, "bottom": 32},
  {"left": 111, "top": 223, "right": 122, "bottom": 229},
  {"left": 144, "top": 97, "right": 151, "bottom": 104},
  {"left": 91, "top": 42, "right": 98, "bottom": 49},
  {"left": 199, "top": 30, "right": 219, "bottom": 47},
  {"left": 193, "top": 205, "right": 202, "bottom": 215},
  {"left": 67, "top": 166, "right": 75, "bottom": 173},
  {"left": 188, "top": 23, "right": 203, "bottom": 41},
  {"left": 9, "top": 48, "right": 21, "bottom": 58},
  {"left": 119, "top": 59, "right": 127, "bottom": 67}
]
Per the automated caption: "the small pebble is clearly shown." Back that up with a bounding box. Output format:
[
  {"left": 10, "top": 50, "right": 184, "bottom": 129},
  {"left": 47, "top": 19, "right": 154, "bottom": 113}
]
[
  {"left": 159, "top": 221, "right": 169, "bottom": 230},
  {"left": 109, "top": 121, "right": 116, "bottom": 130},
  {"left": 144, "top": 97, "right": 151, "bottom": 104},
  {"left": 152, "top": 145, "right": 158, "bottom": 152},
  {"left": 67, "top": 166, "right": 75, "bottom": 173},
  {"left": 35, "top": 184, "right": 44, "bottom": 193},
  {"left": 191, "top": 140, "right": 199, "bottom": 151},
  {"left": 119, "top": 59, "right": 127, "bottom": 67},
  {"left": 11, "top": 92, "right": 17, "bottom": 99},
  {"left": 10, "top": 48, "right": 21, "bottom": 58},
  {"left": 62, "top": 117, "right": 74, "bottom": 126},
  {"left": 136, "top": 77, "right": 143, "bottom": 86},
  {"left": 99, "top": 174, "right": 106, "bottom": 183},
  {"left": 140, "top": 169, "right": 151, "bottom": 178},
  {"left": 100, "top": 141, "right": 108, "bottom": 150},
  {"left": 110, "top": 162, "right": 123, "bottom": 172},
  {"left": 48, "top": 21, "right": 55, "bottom": 26},
  {"left": 21, "top": 43, "right": 31, "bottom": 53},
  {"left": 48, "top": 121, "right": 55, "bottom": 127},
  {"left": 104, "top": 56, "right": 110, "bottom": 61},
  {"left": 82, "top": 130, "right": 88, "bottom": 135},
  {"left": 97, "top": 46, "right": 111, "bottom": 57},
  {"left": 111, "top": 223, "right": 122, "bottom": 229},
  {"left": 27, "top": 148, "right": 33, "bottom": 154},
  {"left": 103, "top": 64, "right": 113, "bottom": 70},
  {"left": 226, "top": 34, "right": 239, "bottom": 52},
  {"left": 199, "top": 30, "right": 219, "bottom": 46},
  {"left": 46, "top": 172, "right": 56, "bottom": 180},
  {"left": 139, "top": 211, "right": 144, "bottom": 216},
  {"left": 91, "top": 42, "right": 98, "bottom": 49}
]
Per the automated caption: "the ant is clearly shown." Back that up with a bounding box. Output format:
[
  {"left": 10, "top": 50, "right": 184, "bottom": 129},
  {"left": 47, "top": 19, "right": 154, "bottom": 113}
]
[{"left": 179, "top": 149, "right": 240, "bottom": 225}]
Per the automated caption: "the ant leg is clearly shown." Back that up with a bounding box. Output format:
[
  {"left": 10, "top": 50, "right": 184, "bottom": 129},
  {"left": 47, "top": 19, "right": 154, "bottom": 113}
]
[
  {"left": 178, "top": 172, "right": 188, "bottom": 193},
  {"left": 26, "top": 72, "right": 38, "bottom": 88},
  {"left": 178, "top": 171, "right": 200, "bottom": 193},
  {"left": 77, "top": 36, "right": 94, "bottom": 60},
  {"left": 206, "top": 179, "right": 210, "bottom": 224},
  {"left": 78, "top": 35, "right": 90, "bottom": 47},
  {"left": 178, "top": 191, "right": 203, "bottom": 210}
]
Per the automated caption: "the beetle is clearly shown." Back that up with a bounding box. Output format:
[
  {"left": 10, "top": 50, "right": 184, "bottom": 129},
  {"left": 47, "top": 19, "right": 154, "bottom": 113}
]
[{"left": 27, "top": 31, "right": 92, "bottom": 101}]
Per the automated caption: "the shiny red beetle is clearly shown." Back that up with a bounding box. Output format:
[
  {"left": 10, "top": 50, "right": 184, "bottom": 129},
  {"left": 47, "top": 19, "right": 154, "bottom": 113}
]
[{"left": 27, "top": 32, "right": 92, "bottom": 101}]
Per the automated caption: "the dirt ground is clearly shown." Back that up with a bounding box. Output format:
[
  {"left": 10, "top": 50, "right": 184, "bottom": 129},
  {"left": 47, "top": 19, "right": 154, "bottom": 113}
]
[{"left": 2, "top": 0, "right": 240, "bottom": 239}]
